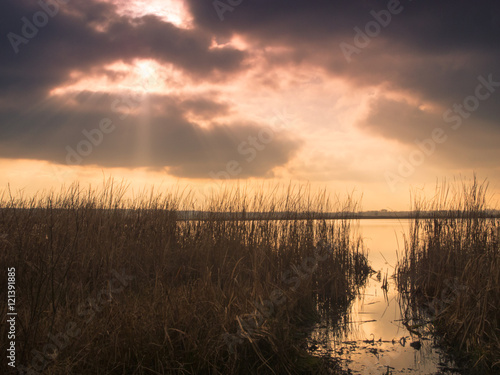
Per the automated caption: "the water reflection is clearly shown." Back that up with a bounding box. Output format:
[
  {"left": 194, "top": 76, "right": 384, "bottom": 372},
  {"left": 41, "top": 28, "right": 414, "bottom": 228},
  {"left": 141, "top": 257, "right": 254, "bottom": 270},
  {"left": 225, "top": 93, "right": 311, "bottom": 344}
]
[{"left": 309, "top": 219, "right": 460, "bottom": 374}]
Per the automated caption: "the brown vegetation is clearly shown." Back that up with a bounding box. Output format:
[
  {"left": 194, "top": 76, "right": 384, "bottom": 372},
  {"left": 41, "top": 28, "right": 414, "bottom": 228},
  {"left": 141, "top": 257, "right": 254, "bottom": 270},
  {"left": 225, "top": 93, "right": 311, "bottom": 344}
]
[
  {"left": 0, "top": 181, "right": 369, "bottom": 374},
  {"left": 397, "top": 178, "right": 500, "bottom": 373}
]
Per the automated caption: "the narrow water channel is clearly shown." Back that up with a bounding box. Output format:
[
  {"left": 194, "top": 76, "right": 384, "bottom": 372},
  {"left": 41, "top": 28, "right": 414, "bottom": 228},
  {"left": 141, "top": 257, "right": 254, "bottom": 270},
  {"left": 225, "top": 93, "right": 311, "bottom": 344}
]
[{"left": 309, "top": 219, "right": 461, "bottom": 374}]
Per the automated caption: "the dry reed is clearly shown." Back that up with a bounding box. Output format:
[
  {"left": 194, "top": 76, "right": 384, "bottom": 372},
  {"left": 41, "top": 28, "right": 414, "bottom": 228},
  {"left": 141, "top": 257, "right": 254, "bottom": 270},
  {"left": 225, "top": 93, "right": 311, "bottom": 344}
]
[
  {"left": 0, "top": 180, "right": 369, "bottom": 374},
  {"left": 396, "top": 177, "right": 500, "bottom": 372}
]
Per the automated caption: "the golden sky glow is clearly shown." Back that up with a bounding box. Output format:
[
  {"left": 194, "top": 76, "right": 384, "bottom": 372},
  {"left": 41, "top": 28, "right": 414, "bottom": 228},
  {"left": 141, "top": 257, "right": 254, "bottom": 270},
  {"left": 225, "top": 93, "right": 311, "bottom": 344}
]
[
  {"left": 109, "top": 0, "right": 193, "bottom": 28},
  {"left": 1, "top": 0, "right": 499, "bottom": 209}
]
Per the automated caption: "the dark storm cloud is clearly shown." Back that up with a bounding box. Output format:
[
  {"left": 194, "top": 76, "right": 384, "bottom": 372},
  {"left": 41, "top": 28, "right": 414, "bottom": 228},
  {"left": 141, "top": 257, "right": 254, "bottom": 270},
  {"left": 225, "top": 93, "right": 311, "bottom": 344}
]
[
  {"left": 187, "top": 0, "right": 500, "bottom": 52},
  {"left": 1, "top": 0, "right": 499, "bottom": 175},
  {"left": 0, "top": 0, "right": 246, "bottom": 102},
  {"left": 358, "top": 97, "right": 442, "bottom": 143},
  {"left": 0, "top": 92, "right": 302, "bottom": 178},
  {"left": 0, "top": 0, "right": 305, "bottom": 176},
  {"left": 179, "top": 96, "right": 231, "bottom": 119},
  {"left": 359, "top": 95, "right": 500, "bottom": 151},
  {"left": 187, "top": 0, "right": 500, "bottom": 133}
]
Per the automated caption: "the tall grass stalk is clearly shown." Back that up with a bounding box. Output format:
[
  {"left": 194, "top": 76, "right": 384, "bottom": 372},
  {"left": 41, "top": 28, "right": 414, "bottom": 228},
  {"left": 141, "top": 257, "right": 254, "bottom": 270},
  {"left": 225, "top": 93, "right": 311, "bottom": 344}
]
[
  {"left": 0, "top": 180, "right": 368, "bottom": 374},
  {"left": 396, "top": 177, "right": 500, "bottom": 372}
]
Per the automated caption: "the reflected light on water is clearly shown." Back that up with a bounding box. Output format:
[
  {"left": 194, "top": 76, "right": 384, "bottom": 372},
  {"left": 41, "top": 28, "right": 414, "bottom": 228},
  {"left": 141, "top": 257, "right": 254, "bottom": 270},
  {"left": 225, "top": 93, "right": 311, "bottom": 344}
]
[{"left": 309, "top": 219, "right": 460, "bottom": 374}]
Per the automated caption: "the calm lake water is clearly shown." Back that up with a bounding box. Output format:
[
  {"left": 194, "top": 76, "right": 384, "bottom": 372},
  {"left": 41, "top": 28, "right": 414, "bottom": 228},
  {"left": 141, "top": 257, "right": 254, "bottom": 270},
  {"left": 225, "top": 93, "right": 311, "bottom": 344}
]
[{"left": 309, "top": 219, "right": 460, "bottom": 375}]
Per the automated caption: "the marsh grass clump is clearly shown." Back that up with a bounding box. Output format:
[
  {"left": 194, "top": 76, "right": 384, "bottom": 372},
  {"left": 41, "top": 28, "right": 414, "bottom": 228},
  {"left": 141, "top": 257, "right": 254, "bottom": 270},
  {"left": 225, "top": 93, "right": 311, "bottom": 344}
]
[
  {"left": 0, "top": 181, "right": 369, "bottom": 374},
  {"left": 396, "top": 178, "right": 500, "bottom": 373}
]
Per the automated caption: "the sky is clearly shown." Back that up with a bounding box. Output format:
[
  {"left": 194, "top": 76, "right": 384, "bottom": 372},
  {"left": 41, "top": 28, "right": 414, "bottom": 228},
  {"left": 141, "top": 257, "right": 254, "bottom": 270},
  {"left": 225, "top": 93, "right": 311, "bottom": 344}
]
[{"left": 0, "top": 0, "right": 499, "bottom": 210}]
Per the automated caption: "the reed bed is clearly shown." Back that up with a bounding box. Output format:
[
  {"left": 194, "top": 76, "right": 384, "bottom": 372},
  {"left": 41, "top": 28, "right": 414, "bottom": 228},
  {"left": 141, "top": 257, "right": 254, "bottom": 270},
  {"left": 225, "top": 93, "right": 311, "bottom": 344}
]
[
  {"left": 396, "top": 178, "right": 500, "bottom": 372},
  {"left": 0, "top": 181, "right": 369, "bottom": 374}
]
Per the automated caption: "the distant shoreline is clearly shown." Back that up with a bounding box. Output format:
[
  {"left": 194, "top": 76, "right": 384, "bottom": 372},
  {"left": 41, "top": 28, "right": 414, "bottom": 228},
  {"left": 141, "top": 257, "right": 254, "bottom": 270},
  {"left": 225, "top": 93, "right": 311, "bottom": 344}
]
[
  {"left": 2, "top": 208, "right": 499, "bottom": 221},
  {"left": 174, "top": 210, "right": 500, "bottom": 220}
]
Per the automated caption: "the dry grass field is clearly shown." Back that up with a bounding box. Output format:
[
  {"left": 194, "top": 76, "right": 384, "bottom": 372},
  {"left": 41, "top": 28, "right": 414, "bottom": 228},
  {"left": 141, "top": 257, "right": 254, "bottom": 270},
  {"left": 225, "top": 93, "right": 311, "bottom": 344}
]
[
  {"left": 0, "top": 181, "right": 369, "bottom": 374},
  {"left": 397, "top": 179, "right": 500, "bottom": 373}
]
